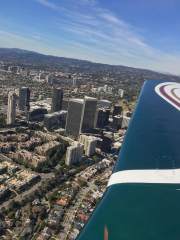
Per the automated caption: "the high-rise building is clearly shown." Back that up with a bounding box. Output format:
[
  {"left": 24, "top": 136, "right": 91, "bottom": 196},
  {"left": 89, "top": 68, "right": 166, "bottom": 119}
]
[
  {"left": 112, "top": 115, "right": 123, "bottom": 130},
  {"left": 100, "top": 133, "right": 113, "bottom": 153},
  {"left": 79, "top": 135, "right": 98, "bottom": 157},
  {"left": 98, "top": 99, "right": 111, "bottom": 109},
  {"left": 113, "top": 105, "right": 123, "bottom": 116},
  {"left": 103, "top": 84, "right": 108, "bottom": 92},
  {"left": 51, "top": 88, "right": 63, "bottom": 112},
  {"left": 121, "top": 116, "right": 130, "bottom": 129},
  {"left": 118, "top": 89, "right": 124, "bottom": 98},
  {"left": 29, "top": 108, "right": 48, "bottom": 122},
  {"left": 65, "top": 142, "right": 84, "bottom": 166},
  {"left": 66, "top": 97, "right": 97, "bottom": 138},
  {"left": 65, "top": 99, "right": 84, "bottom": 138},
  {"left": 81, "top": 96, "right": 97, "bottom": 133},
  {"left": 18, "top": 87, "right": 30, "bottom": 111},
  {"left": 44, "top": 110, "right": 67, "bottom": 130},
  {"left": 7, "top": 91, "right": 17, "bottom": 125},
  {"left": 62, "top": 98, "right": 69, "bottom": 110},
  {"left": 96, "top": 108, "right": 110, "bottom": 129},
  {"left": 72, "top": 78, "right": 77, "bottom": 87}
]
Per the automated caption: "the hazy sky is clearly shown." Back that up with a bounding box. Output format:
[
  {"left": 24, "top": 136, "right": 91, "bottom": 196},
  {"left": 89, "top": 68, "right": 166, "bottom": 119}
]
[{"left": 0, "top": 0, "right": 180, "bottom": 75}]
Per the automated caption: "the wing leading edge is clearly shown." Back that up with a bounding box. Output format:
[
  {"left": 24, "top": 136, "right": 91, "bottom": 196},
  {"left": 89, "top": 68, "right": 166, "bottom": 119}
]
[{"left": 77, "top": 80, "right": 180, "bottom": 240}]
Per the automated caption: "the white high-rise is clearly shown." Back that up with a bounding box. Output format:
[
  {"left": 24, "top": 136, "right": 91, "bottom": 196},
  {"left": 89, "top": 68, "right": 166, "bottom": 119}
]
[
  {"left": 65, "top": 141, "right": 84, "bottom": 166},
  {"left": 79, "top": 135, "right": 98, "bottom": 157},
  {"left": 7, "top": 91, "right": 17, "bottom": 125}
]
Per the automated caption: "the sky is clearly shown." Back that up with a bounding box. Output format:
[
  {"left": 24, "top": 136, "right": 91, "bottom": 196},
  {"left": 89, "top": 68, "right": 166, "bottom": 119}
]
[{"left": 0, "top": 0, "right": 180, "bottom": 75}]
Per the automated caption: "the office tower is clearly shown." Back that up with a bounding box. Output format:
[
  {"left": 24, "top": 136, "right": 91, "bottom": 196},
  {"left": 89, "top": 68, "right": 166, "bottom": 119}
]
[
  {"left": 72, "top": 78, "right": 76, "bottom": 87},
  {"left": 113, "top": 105, "right": 123, "bottom": 116},
  {"left": 65, "top": 142, "right": 84, "bottom": 166},
  {"left": 29, "top": 108, "right": 48, "bottom": 122},
  {"left": 96, "top": 108, "right": 110, "bottom": 128},
  {"left": 118, "top": 89, "right": 124, "bottom": 98},
  {"left": 51, "top": 88, "right": 63, "bottom": 112},
  {"left": 80, "top": 96, "right": 97, "bottom": 133},
  {"left": 98, "top": 99, "right": 111, "bottom": 109},
  {"left": 101, "top": 133, "right": 112, "bottom": 153},
  {"left": 18, "top": 87, "right": 30, "bottom": 111},
  {"left": 44, "top": 110, "right": 67, "bottom": 130},
  {"left": 62, "top": 98, "right": 69, "bottom": 110},
  {"left": 45, "top": 75, "right": 49, "bottom": 83},
  {"left": 103, "top": 85, "right": 108, "bottom": 92},
  {"left": 7, "top": 91, "right": 17, "bottom": 125},
  {"left": 66, "top": 96, "right": 97, "bottom": 138},
  {"left": 121, "top": 116, "right": 130, "bottom": 129},
  {"left": 112, "top": 115, "right": 123, "bottom": 130},
  {"left": 65, "top": 99, "right": 84, "bottom": 138},
  {"left": 79, "top": 135, "right": 98, "bottom": 157}
]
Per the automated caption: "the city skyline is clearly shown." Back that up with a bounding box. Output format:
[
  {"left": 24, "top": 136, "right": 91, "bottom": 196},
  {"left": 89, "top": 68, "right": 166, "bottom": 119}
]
[
  {"left": 0, "top": 23, "right": 180, "bottom": 238},
  {"left": 0, "top": 0, "right": 180, "bottom": 75}
]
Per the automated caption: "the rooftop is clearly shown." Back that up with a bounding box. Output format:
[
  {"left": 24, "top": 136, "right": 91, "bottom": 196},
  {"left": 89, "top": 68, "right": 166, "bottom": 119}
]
[{"left": 70, "top": 98, "right": 84, "bottom": 104}]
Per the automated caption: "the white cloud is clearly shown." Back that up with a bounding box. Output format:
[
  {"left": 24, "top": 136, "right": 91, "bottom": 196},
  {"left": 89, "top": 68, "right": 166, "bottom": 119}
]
[
  {"left": 35, "top": 0, "right": 58, "bottom": 10},
  {"left": 78, "top": 0, "right": 97, "bottom": 5},
  {"left": 98, "top": 12, "right": 123, "bottom": 25},
  {"left": 54, "top": 4, "right": 180, "bottom": 75}
]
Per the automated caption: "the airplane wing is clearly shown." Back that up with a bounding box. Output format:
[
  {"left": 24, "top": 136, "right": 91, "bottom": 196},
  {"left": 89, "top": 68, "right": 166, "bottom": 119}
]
[{"left": 77, "top": 80, "right": 180, "bottom": 240}]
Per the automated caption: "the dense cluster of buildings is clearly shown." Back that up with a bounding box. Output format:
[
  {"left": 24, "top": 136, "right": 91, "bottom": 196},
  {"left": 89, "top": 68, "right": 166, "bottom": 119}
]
[
  {"left": 6, "top": 84, "right": 129, "bottom": 133},
  {"left": 0, "top": 61, "right": 134, "bottom": 240},
  {"left": 0, "top": 128, "right": 66, "bottom": 172},
  {"left": 4, "top": 85, "right": 130, "bottom": 170},
  {"left": 1, "top": 52, "right": 180, "bottom": 239},
  {"left": 36, "top": 157, "right": 113, "bottom": 240},
  {"left": 0, "top": 157, "right": 40, "bottom": 203}
]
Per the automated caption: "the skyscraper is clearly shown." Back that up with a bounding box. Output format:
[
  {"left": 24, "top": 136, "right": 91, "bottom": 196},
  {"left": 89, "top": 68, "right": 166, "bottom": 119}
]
[
  {"left": 51, "top": 88, "right": 63, "bottom": 112},
  {"left": 44, "top": 110, "right": 67, "bottom": 130},
  {"left": 18, "top": 87, "right": 30, "bottom": 111},
  {"left": 118, "top": 89, "right": 124, "bottom": 98},
  {"left": 72, "top": 78, "right": 77, "bottom": 87},
  {"left": 65, "top": 141, "right": 84, "bottom": 166},
  {"left": 65, "top": 99, "right": 84, "bottom": 138},
  {"left": 7, "top": 91, "right": 17, "bottom": 125},
  {"left": 112, "top": 115, "right": 123, "bottom": 130},
  {"left": 66, "top": 96, "right": 97, "bottom": 138},
  {"left": 80, "top": 96, "right": 97, "bottom": 133},
  {"left": 113, "top": 105, "right": 123, "bottom": 116},
  {"left": 96, "top": 108, "right": 110, "bottom": 128},
  {"left": 79, "top": 135, "right": 98, "bottom": 157}
]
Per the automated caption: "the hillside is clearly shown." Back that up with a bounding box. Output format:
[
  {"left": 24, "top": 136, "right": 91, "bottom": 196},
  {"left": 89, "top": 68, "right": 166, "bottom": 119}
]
[{"left": 0, "top": 48, "right": 179, "bottom": 82}]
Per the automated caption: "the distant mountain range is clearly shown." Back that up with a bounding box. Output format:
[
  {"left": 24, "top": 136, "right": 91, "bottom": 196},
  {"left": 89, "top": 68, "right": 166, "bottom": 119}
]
[
  {"left": 0, "top": 47, "right": 129, "bottom": 70},
  {"left": 0, "top": 48, "right": 179, "bottom": 81}
]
